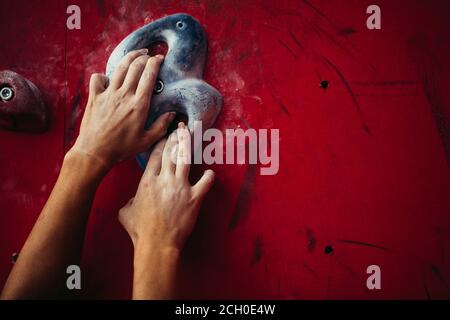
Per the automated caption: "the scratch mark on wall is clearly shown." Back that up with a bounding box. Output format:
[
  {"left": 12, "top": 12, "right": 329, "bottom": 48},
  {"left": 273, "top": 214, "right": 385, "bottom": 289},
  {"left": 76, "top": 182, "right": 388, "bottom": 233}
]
[
  {"left": 228, "top": 164, "right": 258, "bottom": 230},
  {"left": 250, "top": 236, "right": 263, "bottom": 266},
  {"left": 288, "top": 30, "right": 304, "bottom": 51},
  {"left": 431, "top": 264, "right": 450, "bottom": 292},
  {"left": 321, "top": 56, "right": 371, "bottom": 134},
  {"left": 338, "top": 239, "right": 390, "bottom": 251},
  {"left": 407, "top": 35, "right": 450, "bottom": 163},
  {"left": 271, "top": 93, "right": 290, "bottom": 116},
  {"left": 302, "top": 262, "right": 319, "bottom": 280},
  {"left": 306, "top": 228, "right": 316, "bottom": 252},
  {"left": 278, "top": 39, "right": 297, "bottom": 59}
]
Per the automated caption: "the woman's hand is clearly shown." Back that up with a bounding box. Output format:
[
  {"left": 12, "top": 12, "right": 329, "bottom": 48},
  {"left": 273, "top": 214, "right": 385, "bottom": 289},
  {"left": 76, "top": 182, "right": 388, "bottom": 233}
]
[
  {"left": 69, "top": 49, "right": 175, "bottom": 170},
  {"left": 118, "top": 122, "right": 215, "bottom": 299},
  {"left": 119, "top": 122, "right": 215, "bottom": 252}
]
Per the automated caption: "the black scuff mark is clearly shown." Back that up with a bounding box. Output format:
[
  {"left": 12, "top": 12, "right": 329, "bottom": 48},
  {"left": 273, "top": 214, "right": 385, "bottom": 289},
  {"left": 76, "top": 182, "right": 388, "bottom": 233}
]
[
  {"left": 336, "top": 258, "right": 359, "bottom": 280},
  {"left": 431, "top": 264, "right": 450, "bottom": 293},
  {"left": 95, "top": 0, "right": 106, "bottom": 17},
  {"left": 407, "top": 35, "right": 450, "bottom": 163},
  {"left": 302, "top": 0, "right": 339, "bottom": 31},
  {"left": 306, "top": 228, "right": 317, "bottom": 253},
  {"left": 339, "top": 28, "right": 356, "bottom": 36},
  {"left": 314, "top": 68, "right": 322, "bottom": 81},
  {"left": 326, "top": 254, "right": 333, "bottom": 297},
  {"left": 321, "top": 56, "right": 371, "bottom": 134},
  {"left": 423, "top": 273, "right": 431, "bottom": 299},
  {"left": 271, "top": 93, "right": 290, "bottom": 116},
  {"left": 278, "top": 39, "right": 297, "bottom": 59},
  {"left": 228, "top": 164, "right": 258, "bottom": 231},
  {"left": 288, "top": 30, "right": 304, "bottom": 51},
  {"left": 302, "top": 262, "right": 319, "bottom": 280},
  {"left": 302, "top": 0, "right": 357, "bottom": 50},
  {"left": 338, "top": 239, "right": 390, "bottom": 251},
  {"left": 65, "top": 78, "right": 83, "bottom": 149},
  {"left": 315, "top": 25, "right": 355, "bottom": 58},
  {"left": 250, "top": 236, "right": 263, "bottom": 266}
]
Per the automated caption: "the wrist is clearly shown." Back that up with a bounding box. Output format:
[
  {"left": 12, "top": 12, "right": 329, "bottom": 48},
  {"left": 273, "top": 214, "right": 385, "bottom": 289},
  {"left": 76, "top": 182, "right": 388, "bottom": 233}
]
[
  {"left": 132, "top": 244, "right": 180, "bottom": 300},
  {"left": 63, "top": 148, "right": 110, "bottom": 184},
  {"left": 134, "top": 242, "right": 180, "bottom": 265}
]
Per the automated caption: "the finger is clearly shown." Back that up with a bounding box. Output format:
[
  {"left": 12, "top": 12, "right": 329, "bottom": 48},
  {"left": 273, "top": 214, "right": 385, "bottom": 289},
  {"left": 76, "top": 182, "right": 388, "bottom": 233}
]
[
  {"left": 161, "top": 127, "right": 179, "bottom": 175},
  {"left": 192, "top": 169, "right": 215, "bottom": 200},
  {"left": 124, "top": 197, "right": 134, "bottom": 207},
  {"left": 89, "top": 73, "right": 108, "bottom": 95},
  {"left": 143, "top": 138, "right": 166, "bottom": 177},
  {"left": 122, "top": 55, "right": 150, "bottom": 93},
  {"left": 141, "top": 112, "right": 175, "bottom": 148},
  {"left": 118, "top": 197, "right": 134, "bottom": 223},
  {"left": 136, "top": 55, "right": 164, "bottom": 105},
  {"left": 175, "top": 122, "right": 192, "bottom": 179},
  {"left": 110, "top": 49, "right": 148, "bottom": 89}
]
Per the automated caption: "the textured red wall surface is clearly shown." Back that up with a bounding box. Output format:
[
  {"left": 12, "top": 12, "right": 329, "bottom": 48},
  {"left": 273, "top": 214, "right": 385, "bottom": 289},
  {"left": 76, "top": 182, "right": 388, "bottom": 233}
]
[{"left": 1, "top": 0, "right": 449, "bottom": 299}]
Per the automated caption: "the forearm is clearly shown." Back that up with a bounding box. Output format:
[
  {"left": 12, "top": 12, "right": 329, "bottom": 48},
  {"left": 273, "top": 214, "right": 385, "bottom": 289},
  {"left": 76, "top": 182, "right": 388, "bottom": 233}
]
[
  {"left": 132, "top": 243, "right": 180, "bottom": 300},
  {"left": 1, "top": 150, "right": 108, "bottom": 299}
]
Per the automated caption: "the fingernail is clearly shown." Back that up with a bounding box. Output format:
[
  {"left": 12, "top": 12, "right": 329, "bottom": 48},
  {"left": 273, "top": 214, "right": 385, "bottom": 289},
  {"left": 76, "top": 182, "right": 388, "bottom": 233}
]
[
  {"left": 155, "top": 54, "right": 165, "bottom": 61},
  {"left": 139, "top": 48, "right": 149, "bottom": 54},
  {"left": 206, "top": 169, "right": 215, "bottom": 181}
]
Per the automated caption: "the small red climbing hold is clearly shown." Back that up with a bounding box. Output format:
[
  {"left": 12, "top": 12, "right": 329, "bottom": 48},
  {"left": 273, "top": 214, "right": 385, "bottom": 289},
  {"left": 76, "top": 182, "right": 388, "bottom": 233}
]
[{"left": 0, "top": 70, "right": 49, "bottom": 133}]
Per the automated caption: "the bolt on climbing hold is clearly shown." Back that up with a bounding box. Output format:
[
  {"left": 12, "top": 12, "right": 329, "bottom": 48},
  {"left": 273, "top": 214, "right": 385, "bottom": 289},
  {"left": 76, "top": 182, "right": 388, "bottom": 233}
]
[
  {"left": 0, "top": 86, "right": 14, "bottom": 101},
  {"left": 153, "top": 79, "right": 164, "bottom": 94}
]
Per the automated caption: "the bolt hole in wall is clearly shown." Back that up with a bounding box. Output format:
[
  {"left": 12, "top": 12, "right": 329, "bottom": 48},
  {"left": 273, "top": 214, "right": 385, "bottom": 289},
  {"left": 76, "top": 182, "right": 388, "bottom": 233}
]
[{"left": 320, "top": 80, "right": 329, "bottom": 90}]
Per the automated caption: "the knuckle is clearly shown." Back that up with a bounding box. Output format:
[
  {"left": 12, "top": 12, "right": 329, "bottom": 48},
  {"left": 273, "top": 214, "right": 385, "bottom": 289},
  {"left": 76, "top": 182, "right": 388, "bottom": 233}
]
[
  {"left": 124, "top": 51, "right": 137, "bottom": 60},
  {"left": 158, "top": 119, "right": 167, "bottom": 131},
  {"left": 118, "top": 61, "right": 129, "bottom": 69},
  {"left": 134, "top": 95, "right": 146, "bottom": 105},
  {"left": 115, "top": 88, "right": 129, "bottom": 100},
  {"left": 130, "top": 61, "right": 145, "bottom": 69}
]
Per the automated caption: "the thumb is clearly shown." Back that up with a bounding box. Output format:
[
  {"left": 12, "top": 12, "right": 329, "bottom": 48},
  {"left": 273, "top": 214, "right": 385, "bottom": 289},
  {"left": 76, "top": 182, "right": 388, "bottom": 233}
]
[
  {"left": 89, "top": 73, "right": 108, "bottom": 95},
  {"left": 192, "top": 169, "right": 215, "bottom": 200}
]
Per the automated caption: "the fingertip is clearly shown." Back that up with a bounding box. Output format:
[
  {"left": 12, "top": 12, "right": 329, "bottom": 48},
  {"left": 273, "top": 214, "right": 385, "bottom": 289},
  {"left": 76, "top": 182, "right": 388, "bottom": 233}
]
[
  {"left": 138, "top": 48, "right": 149, "bottom": 55},
  {"left": 205, "top": 169, "right": 215, "bottom": 181},
  {"left": 154, "top": 137, "right": 167, "bottom": 152},
  {"left": 155, "top": 54, "right": 165, "bottom": 62},
  {"left": 167, "top": 112, "right": 176, "bottom": 123}
]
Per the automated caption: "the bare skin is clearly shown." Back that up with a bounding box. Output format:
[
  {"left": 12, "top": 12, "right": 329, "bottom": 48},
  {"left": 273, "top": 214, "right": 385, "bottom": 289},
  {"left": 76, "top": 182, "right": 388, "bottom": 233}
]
[
  {"left": 119, "top": 123, "right": 215, "bottom": 299},
  {"left": 0, "top": 48, "right": 213, "bottom": 299}
]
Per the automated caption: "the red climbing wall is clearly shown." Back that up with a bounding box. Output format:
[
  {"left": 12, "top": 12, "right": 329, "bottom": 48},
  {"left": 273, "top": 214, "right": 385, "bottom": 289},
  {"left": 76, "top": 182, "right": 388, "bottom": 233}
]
[{"left": 1, "top": 0, "right": 450, "bottom": 299}]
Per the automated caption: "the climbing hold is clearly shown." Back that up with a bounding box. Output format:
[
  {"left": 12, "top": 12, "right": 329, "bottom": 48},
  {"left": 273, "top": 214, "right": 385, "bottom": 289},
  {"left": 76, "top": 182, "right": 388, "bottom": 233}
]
[
  {"left": 0, "top": 70, "right": 49, "bottom": 133},
  {"left": 105, "top": 13, "right": 223, "bottom": 168}
]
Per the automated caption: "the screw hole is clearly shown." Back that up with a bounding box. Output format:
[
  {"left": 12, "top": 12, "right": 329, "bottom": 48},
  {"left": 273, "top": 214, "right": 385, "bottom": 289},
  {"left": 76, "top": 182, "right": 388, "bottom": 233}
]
[
  {"left": 324, "top": 245, "right": 334, "bottom": 255},
  {"left": 176, "top": 21, "right": 185, "bottom": 29},
  {"left": 0, "top": 86, "right": 14, "bottom": 101},
  {"left": 320, "top": 80, "right": 329, "bottom": 90},
  {"left": 154, "top": 79, "right": 164, "bottom": 94}
]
